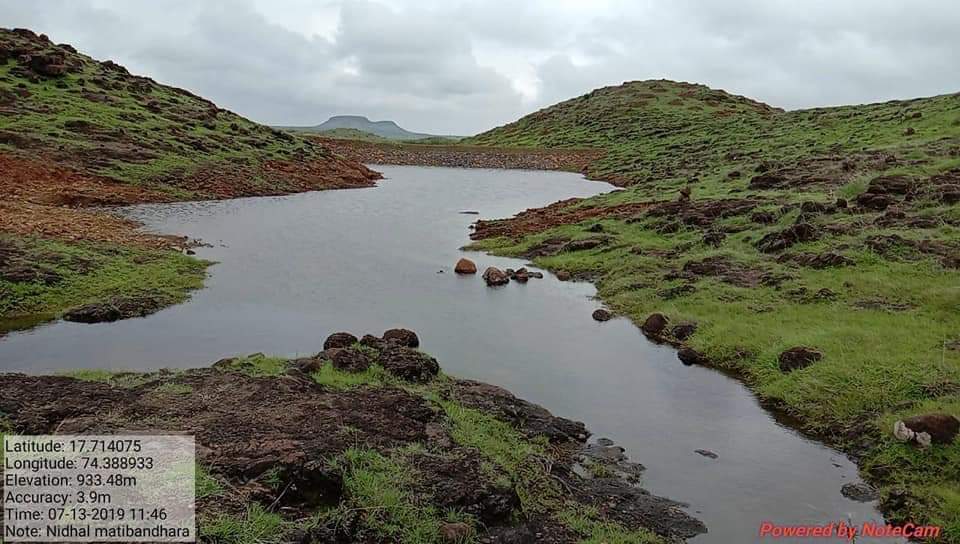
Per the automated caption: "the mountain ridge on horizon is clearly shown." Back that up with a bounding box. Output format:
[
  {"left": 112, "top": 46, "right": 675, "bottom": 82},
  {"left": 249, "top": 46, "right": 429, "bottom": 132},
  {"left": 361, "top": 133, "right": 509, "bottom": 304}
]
[{"left": 280, "top": 114, "right": 452, "bottom": 140}]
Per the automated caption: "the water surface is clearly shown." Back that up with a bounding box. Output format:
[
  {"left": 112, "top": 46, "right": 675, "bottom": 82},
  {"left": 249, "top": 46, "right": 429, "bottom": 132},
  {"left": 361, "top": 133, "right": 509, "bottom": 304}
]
[{"left": 0, "top": 165, "right": 891, "bottom": 542}]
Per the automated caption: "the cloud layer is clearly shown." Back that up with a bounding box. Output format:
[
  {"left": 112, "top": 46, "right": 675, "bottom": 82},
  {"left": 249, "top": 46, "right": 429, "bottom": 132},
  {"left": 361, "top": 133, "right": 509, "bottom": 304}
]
[{"left": 3, "top": 0, "right": 959, "bottom": 134}]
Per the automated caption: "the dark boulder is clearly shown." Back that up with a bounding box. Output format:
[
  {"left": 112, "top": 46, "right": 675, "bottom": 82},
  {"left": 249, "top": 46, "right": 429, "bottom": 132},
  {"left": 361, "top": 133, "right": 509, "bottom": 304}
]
[
  {"left": 678, "top": 347, "right": 709, "bottom": 366},
  {"left": 323, "top": 332, "right": 358, "bottom": 350},
  {"left": 841, "top": 482, "right": 879, "bottom": 503},
  {"left": 454, "top": 258, "right": 477, "bottom": 274},
  {"left": 756, "top": 223, "right": 819, "bottom": 253},
  {"left": 555, "top": 270, "right": 572, "bottom": 281},
  {"left": 641, "top": 313, "right": 669, "bottom": 336},
  {"left": 62, "top": 295, "right": 165, "bottom": 324},
  {"left": 290, "top": 357, "right": 323, "bottom": 373},
  {"left": 383, "top": 328, "right": 420, "bottom": 348},
  {"left": 592, "top": 309, "right": 613, "bottom": 322},
  {"left": 359, "top": 334, "right": 388, "bottom": 351},
  {"left": 482, "top": 267, "right": 509, "bottom": 286},
  {"left": 856, "top": 193, "right": 897, "bottom": 211},
  {"left": 326, "top": 348, "right": 371, "bottom": 373},
  {"left": 671, "top": 322, "right": 698, "bottom": 341},
  {"left": 778, "top": 347, "right": 823, "bottom": 372},
  {"left": 378, "top": 345, "right": 440, "bottom": 383}
]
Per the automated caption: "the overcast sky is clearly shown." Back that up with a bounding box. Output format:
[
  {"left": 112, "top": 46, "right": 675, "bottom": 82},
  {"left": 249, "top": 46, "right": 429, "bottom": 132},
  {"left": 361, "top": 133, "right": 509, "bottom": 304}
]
[{"left": 4, "top": 0, "right": 960, "bottom": 134}]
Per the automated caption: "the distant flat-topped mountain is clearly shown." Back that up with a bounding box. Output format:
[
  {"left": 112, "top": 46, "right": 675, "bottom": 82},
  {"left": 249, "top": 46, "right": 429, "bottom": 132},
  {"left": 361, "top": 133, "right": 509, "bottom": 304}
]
[{"left": 283, "top": 115, "right": 436, "bottom": 141}]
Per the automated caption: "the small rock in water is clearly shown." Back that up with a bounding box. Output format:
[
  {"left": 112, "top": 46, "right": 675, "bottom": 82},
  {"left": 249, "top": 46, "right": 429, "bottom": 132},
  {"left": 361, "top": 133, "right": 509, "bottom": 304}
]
[
  {"left": 482, "top": 266, "right": 509, "bottom": 286},
  {"left": 694, "top": 449, "right": 718, "bottom": 459},
  {"left": 454, "top": 258, "right": 477, "bottom": 274},
  {"left": 592, "top": 309, "right": 613, "bottom": 322},
  {"left": 841, "top": 482, "right": 879, "bottom": 502},
  {"left": 458, "top": 210, "right": 480, "bottom": 215},
  {"left": 678, "top": 347, "right": 709, "bottom": 366},
  {"left": 555, "top": 270, "right": 572, "bottom": 281}
]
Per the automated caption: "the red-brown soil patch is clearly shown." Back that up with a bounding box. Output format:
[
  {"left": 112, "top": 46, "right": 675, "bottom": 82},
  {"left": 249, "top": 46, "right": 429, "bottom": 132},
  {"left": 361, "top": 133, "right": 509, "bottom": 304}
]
[{"left": 471, "top": 198, "right": 654, "bottom": 240}]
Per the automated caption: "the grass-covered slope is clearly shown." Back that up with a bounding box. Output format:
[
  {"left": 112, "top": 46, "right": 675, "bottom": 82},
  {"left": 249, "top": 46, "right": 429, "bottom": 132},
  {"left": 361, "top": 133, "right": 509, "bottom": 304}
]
[
  {"left": 469, "top": 80, "right": 960, "bottom": 538},
  {"left": 465, "top": 79, "right": 960, "bottom": 187},
  {"left": 0, "top": 28, "right": 379, "bottom": 199}
]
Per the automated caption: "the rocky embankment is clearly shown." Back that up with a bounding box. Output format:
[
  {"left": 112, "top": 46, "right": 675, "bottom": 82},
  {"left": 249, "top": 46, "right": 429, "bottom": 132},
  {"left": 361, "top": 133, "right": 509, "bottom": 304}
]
[
  {"left": 0, "top": 329, "right": 705, "bottom": 543},
  {"left": 315, "top": 137, "right": 605, "bottom": 179}
]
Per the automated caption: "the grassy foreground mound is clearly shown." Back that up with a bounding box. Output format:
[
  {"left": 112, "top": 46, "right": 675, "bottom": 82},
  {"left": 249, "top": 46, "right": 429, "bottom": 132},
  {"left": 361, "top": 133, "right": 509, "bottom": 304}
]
[
  {"left": 468, "top": 80, "right": 960, "bottom": 537},
  {"left": 0, "top": 331, "right": 707, "bottom": 543}
]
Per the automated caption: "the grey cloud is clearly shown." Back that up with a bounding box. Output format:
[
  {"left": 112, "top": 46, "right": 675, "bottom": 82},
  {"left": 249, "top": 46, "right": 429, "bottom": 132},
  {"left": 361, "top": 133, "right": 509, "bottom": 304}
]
[{"left": 2, "top": 0, "right": 959, "bottom": 133}]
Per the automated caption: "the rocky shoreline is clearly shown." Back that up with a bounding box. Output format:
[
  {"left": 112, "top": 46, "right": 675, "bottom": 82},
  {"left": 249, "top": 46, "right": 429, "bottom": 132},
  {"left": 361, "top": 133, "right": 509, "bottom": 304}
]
[
  {"left": 0, "top": 329, "right": 705, "bottom": 543},
  {"left": 315, "top": 138, "right": 606, "bottom": 180}
]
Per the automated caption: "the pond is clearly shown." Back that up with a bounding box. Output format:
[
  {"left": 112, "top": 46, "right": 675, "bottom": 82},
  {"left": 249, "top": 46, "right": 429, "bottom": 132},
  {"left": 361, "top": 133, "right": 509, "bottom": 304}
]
[{"left": 0, "top": 165, "right": 892, "bottom": 542}]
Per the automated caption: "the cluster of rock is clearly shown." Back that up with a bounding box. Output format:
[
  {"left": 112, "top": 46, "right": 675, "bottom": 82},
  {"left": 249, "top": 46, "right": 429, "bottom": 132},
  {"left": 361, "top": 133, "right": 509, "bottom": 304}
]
[
  {"left": 290, "top": 328, "right": 439, "bottom": 383},
  {"left": 0, "top": 29, "right": 79, "bottom": 80},
  {"left": 454, "top": 257, "right": 544, "bottom": 286}
]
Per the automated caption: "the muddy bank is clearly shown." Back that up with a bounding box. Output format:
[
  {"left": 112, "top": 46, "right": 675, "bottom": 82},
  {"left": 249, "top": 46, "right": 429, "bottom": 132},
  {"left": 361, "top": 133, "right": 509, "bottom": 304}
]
[
  {"left": 0, "top": 330, "right": 705, "bottom": 543},
  {"left": 315, "top": 137, "right": 606, "bottom": 180}
]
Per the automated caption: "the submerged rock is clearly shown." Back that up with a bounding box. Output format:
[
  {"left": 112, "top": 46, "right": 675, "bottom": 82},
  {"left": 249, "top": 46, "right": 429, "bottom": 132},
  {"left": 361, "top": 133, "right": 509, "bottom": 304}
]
[
  {"left": 841, "top": 482, "right": 879, "bottom": 502},
  {"left": 678, "top": 347, "right": 709, "bottom": 366},
  {"left": 62, "top": 295, "right": 166, "bottom": 324},
  {"left": 592, "top": 309, "right": 613, "bottom": 322}
]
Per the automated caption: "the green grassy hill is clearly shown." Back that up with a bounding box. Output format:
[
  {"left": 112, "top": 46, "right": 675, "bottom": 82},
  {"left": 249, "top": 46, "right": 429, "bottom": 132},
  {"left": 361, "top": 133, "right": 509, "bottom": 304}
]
[
  {"left": 465, "top": 79, "right": 960, "bottom": 188},
  {"left": 0, "top": 27, "right": 377, "bottom": 199},
  {"left": 469, "top": 80, "right": 960, "bottom": 538}
]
